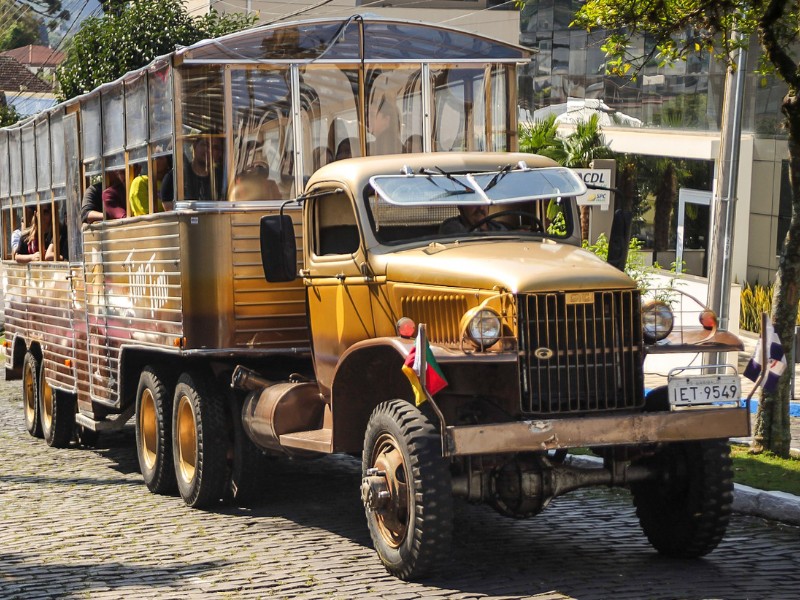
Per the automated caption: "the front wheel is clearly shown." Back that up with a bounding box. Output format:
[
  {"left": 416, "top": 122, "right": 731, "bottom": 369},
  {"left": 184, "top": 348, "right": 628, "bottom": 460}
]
[
  {"left": 631, "top": 440, "right": 733, "bottom": 558},
  {"left": 22, "top": 352, "right": 43, "bottom": 438},
  {"left": 361, "top": 400, "right": 453, "bottom": 581},
  {"left": 172, "top": 371, "right": 229, "bottom": 508}
]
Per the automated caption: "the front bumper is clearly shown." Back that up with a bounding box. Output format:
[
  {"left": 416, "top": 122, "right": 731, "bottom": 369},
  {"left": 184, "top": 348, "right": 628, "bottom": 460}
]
[{"left": 444, "top": 406, "right": 750, "bottom": 456}]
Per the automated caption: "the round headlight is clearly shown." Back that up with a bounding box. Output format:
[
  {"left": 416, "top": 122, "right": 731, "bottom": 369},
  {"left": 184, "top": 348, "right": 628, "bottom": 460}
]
[
  {"left": 642, "top": 300, "right": 674, "bottom": 343},
  {"left": 462, "top": 307, "right": 502, "bottom": 350}
]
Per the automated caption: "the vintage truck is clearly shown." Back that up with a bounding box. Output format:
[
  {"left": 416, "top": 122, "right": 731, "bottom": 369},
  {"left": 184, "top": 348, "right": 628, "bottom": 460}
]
[{"left": 238, "top": 151, "right": 749, "bottom": 579}]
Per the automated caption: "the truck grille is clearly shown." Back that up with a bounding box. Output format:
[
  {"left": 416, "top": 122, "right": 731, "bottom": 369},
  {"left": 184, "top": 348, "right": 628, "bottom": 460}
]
[{"left": 518, "top": 290, "right": 644, "bottom": 415}]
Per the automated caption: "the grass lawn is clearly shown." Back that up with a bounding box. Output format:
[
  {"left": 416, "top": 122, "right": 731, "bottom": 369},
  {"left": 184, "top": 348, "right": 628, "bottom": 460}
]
[{"left": 730, "top": 444, "right": 800, "bottom": 496}]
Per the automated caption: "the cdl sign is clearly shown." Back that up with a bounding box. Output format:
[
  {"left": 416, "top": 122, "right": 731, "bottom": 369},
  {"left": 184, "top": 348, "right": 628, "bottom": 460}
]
[{"left": 574, "top": 168, "right": 612, "bottom": 209}]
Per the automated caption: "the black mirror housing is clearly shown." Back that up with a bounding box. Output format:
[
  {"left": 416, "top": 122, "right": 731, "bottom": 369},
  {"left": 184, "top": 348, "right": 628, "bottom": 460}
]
[{"left": 260, "top": 214, "right": 298, "bottom": 282}]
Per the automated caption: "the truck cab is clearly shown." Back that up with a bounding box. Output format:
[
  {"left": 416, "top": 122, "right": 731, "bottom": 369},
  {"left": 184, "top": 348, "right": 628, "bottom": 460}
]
[{"left": 252, "top": 152, "right": 749, "bottom": 580}]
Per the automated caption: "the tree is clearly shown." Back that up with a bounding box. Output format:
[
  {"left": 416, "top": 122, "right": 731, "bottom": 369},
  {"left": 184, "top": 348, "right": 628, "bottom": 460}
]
[
  {"left": 0, "top": 96, "right": 21, "bottom": 127},
  {"left": 565, "top": 0, "right": 798, "bottom": 457},
  {"left": 3, "top": 0, "right": 69, "bottom": 31},
  {"left": 520, "top": 113, "right": 612, "bottom": 240},
  {"left": 57, "top": 0, "right": 257, "bottom": 100},
  {"left": 0, "top": 0, "right": 45, "bottom": 50}
]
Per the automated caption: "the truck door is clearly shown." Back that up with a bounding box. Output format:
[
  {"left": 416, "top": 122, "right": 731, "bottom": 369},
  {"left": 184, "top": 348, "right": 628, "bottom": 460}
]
[{"left": 305, "top": 190, "right": 375, "bottom": 394}]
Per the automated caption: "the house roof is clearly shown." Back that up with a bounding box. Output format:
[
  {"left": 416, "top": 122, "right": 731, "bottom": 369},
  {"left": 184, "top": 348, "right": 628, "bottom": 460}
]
[
  {"left": 0, "top": 55, "right": 53, "bottom": 93},
  {"left": 1, "top": 45, "right": 65, "bottom": 68}
]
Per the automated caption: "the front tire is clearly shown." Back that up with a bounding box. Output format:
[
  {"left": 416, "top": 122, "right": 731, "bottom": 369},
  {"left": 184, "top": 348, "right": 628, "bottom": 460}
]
[
  {"left": 631, "top": 440, "right": 733, "bottom": 558},
  {"left": 361, "top": 400, "right": 453, "bottom": 581},
  {"left": 22, "top": 351, "right": 43, "bottom": 438},
  {"left": 172, "top": 371, "right": 229, "bottom": 508},
  {"left": 40, "top": 367, "right": 75, "bottom": 448},
  {"left": 136, "top": 367, "right": 176, "bottom": 495}
]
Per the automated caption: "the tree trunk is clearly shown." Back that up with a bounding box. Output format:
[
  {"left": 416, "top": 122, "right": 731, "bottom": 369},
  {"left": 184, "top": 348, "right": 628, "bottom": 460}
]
[
  {"left": 653, "top": 162, "right": 676, "bottom": 254},
  {"left": 580, "top": 205, "right": 590, "bottom": 242},
  {"left": 753, "top": 90, "right": 800, "bottom": 458}
]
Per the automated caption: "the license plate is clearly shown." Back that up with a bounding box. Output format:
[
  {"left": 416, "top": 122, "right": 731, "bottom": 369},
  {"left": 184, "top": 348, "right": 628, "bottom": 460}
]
[{"left": 667, "top": 374, "right": 741, "bottom": 406}]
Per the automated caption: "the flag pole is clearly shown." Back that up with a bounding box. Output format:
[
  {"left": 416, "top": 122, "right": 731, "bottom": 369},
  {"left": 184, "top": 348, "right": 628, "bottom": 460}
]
[{"left": 416, "top": 323, "right": 448, "bottom": 454}]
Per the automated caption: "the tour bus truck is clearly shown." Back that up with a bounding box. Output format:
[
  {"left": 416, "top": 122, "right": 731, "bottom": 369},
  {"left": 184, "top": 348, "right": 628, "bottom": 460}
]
[{"left": 0, "top": 17, "right": 748, "bottom": 580}]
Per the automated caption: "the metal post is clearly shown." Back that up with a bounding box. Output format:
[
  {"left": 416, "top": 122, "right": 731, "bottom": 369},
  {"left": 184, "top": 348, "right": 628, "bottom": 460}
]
[{"left": 707, "top": 29, "right": 747, "bottom": 367}]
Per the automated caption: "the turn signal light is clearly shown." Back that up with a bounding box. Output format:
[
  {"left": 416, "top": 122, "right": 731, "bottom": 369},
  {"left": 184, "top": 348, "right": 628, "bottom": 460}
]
[{"left": 396, "top": 317, "right": 416, "bottom": 339}]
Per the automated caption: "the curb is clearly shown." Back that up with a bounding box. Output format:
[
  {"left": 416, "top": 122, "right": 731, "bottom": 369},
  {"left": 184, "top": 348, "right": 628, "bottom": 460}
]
[{"left": 566, "top": 454, "right": 800, "bottom": 526}]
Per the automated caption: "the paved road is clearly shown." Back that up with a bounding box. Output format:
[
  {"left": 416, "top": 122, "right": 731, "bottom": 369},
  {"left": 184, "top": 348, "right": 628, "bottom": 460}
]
[{"left": 1, "top": 374, "right": 799, "bottom": 600}]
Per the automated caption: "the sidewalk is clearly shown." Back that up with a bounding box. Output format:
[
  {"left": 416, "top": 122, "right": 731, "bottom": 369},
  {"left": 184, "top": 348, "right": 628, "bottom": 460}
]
[{"left": 642, "top": 330, "right": 800, "bottom": 526}]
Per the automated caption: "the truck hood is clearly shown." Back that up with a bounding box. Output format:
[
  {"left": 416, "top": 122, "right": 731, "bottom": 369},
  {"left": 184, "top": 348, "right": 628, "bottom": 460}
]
[{"left": 383, "top": 239, "right": 635, "bottom": 292}]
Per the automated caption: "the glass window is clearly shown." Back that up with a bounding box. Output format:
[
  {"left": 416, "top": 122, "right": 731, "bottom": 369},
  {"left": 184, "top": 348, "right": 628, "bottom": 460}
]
[
  {"left": 296, "top": 65, "right": 360, "bottom": 182},
  {"left": 149, "top": 61, "right": 173, "bottom": 144},
  {"left": 50, "top": 111, "right": 65, "bottom": 188},
  {"left": 366, "top": 66, "right": 423, "bottom": 157},
  {"left": 176, "top": 66, "right": 226, "bottom": 201},
  {"left": 22, "top": 124, "right": 36, "bottom": 194},
  {"left": 36, "top": 117, "right": 51, "bottom": 192},
  {"left": 125, "top": 72, "right": 148, "bottom": 149},
  {"left": 432, "top": 65, "right": 488, "bottom": 152},
  {"left": 81, "top": 95, "right": 102, "bottom": 162},
  {"left": 102, "top": 85, "right": 125, "bottom": 156},
  {"left": 0, "top": 131, "right": 8, "bottom": 199},
  {"left": 8, "top": 129, "right": 21, "bottom": 195},
  {"left": 230, "top": 67, "right": 291, "bottom": 200}
]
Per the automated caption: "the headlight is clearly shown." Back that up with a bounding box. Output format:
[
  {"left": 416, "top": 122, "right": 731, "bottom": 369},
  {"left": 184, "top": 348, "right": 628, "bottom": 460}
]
[
  {"left": 642, "top": 300, "right": 674, "bottom": 343},
  {"left": 461, "top": 307, "right": 502, "bottom": 350}
]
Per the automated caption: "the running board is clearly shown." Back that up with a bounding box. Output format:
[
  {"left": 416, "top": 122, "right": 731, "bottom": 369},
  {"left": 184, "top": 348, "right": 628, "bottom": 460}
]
[
  {"left": 75, "top": 404, "right": 135, "bottom": 432},
  {"left": 279, "top": 428, "right": 332, "bottom": 453}
]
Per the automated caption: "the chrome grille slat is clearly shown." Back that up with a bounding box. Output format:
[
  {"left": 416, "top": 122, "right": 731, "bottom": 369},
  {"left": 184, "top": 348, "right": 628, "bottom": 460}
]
[{"left": 519, "top": 290, "right": 644, "bottom": 415}]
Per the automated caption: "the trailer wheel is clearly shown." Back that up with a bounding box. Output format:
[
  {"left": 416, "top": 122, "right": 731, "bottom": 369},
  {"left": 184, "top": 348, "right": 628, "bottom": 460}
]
[
  {"left": 136, "top": 367, "right": 177, "bottom": 495},
  {"left": 361, "top": 399, "right": 453, "bottom": 581},
  {"left": 22, "top": 351, "right": 43, "bottom": 438},
  {"left": 172, "top": 371, "right": 229, "bottom": 508},
  {"left": 631, "top": 440, "right": 733, "bottom": 558},
  {"left": 39, "top": 368, "right": 75, "bottom": 448}
]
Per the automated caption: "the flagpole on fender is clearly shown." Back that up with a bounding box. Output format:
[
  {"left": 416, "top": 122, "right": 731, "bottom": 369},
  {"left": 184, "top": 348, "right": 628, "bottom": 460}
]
[{"left": 417, "top": 323, "right": 449, "bottom": 455}]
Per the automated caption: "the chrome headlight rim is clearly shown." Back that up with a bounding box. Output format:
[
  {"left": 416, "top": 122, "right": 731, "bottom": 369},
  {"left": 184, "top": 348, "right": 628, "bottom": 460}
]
[
  {"left": 462, "top": 307, "right": 502, "bottom": 350},
  {"left": 642, "top": 299, "right": 674, "bottom": 343}
]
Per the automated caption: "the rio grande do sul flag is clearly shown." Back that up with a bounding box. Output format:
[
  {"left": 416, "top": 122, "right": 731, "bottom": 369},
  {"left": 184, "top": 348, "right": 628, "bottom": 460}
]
[{"left": 402, "top": 328, "right": 448, "bottom": 407}]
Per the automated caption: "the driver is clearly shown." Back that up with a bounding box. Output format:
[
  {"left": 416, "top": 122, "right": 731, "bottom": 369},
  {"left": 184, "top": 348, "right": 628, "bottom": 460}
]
[{"left": 439, "top": 204, "right": 508, "bottom": 234}]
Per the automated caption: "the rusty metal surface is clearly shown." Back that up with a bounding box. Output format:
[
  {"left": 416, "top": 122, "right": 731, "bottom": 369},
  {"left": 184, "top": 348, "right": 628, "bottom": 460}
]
[{"left": 446, "top": 407, "right": 751, "bottom": 456}]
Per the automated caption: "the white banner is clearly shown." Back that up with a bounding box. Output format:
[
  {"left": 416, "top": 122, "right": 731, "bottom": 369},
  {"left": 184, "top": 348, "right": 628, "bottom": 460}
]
[{"left": 574, "top": 168, "right": 612, "bottom": 210}]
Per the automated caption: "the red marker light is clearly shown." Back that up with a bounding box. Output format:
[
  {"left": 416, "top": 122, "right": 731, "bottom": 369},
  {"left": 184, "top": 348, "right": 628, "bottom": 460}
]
[
  {"left": 396, "top": 317, "right": 416, "bottom": 339},
  {"left": 699, "top": 309, "right": 718, "bottom": 330}
]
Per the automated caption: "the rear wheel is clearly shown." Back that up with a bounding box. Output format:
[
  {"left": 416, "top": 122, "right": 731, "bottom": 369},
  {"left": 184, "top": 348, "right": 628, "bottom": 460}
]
[
  {"left": 631, "top": 440, "right": 733, "bottom": 558},
  {"left": 39, "top": 367, "right": 75, "bottom": 448},
  {"left": 172, "top": 371, "right": 229, "bottom": 508},
  {"left": 361, "top": 399, "right": 453, "bottom": 580},
  {"left": 136, "top": 367, "right": 176, "bottom": 495},
  {"left": 22, "top": 352, "right": 43, "bottom": 438}
]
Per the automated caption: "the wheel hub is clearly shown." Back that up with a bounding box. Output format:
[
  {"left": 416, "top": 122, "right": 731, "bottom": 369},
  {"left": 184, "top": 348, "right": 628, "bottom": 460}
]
[
  {"left": 364, "top": 434, "right": 409, "bottom": 547},
  {"left": 361, "top": 468, "right": 390, "bottom": 510}
]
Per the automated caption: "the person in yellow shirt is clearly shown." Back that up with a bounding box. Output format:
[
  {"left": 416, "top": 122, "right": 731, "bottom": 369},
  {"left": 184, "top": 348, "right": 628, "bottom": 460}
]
[{"left": 129, "top": 160, "right": 166, "bottom": 216}]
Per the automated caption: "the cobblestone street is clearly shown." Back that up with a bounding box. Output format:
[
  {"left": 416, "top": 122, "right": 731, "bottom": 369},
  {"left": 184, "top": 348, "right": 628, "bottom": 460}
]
[{"left": 2, "top": 372, "right": 799, "bottom": 600}]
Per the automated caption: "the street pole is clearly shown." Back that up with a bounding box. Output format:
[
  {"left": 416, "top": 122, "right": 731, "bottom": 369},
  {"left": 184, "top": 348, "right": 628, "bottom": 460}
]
[{"left": 707, "top": 29, "right": 747, "bottom": 367}]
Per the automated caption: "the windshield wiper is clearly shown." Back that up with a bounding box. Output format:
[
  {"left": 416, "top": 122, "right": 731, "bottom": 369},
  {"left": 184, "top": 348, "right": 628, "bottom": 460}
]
[
  {"left": 482, "top": 164, "right": 512, "bottom": 193},
  {"left": 421, "top": 167, "right": 475, "bottom": 193}
]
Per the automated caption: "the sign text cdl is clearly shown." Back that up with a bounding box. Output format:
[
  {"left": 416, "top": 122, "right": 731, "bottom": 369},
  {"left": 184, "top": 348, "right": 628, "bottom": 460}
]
[{"left": 574, "top": 168, "right": 611, "bottom": 210}]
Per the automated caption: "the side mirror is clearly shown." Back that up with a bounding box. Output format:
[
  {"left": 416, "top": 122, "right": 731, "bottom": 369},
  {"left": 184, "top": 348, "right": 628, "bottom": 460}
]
[
  {"left": 607, "top": 209, "right": 632, "bottom": 271},
  {"left": 260, "top": 214, "right": 297, "bottom": 282}
]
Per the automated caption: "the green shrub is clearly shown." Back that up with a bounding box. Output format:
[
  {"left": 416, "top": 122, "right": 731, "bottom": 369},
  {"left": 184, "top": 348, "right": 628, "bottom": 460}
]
[{"left": 739, "top": 281, "right": 800, "bottom": 333}]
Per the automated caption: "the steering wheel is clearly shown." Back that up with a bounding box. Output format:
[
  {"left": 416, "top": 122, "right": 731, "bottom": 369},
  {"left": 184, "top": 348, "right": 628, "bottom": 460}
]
[{"left": 468, "top": 209, "right": 544, "bottom": 233}]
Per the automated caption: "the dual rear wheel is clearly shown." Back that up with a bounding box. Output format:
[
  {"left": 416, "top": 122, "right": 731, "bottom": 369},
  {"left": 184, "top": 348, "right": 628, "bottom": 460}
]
[
  {"left": 22, "top": 350, "right": 74, "bottom": 448},
  {"left": 135, "top": 368, "right": 257, "bottom": 508}
]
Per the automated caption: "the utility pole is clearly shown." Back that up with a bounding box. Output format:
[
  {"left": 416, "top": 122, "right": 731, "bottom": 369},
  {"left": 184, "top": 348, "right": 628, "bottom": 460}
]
[{"left": 707, "top": 29, "right": 747, "bottom": 366}]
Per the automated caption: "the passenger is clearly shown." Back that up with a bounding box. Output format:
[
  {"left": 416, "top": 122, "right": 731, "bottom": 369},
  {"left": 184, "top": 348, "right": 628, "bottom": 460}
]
[
  {"left": 368, "top": 93, "right": 401, "bottom": 155},
  {"left": 11, "top": 206, "right": 34, "bottom": 254},
  {"left": 14, "top": 205, "right": 53, "bottom": 263},
  {"left": 160, "top": 137, "right": 224, "bottom": 203},
  {"left": 102, "top": 169, "right": 127, "bottom": 219},
  {"left": 229, "top": 162, "right": 281, "bottom": 201},
  {"left": 439, "top": 204, "right": 507, "bottom": 235},
  {"left": 313, "top": 146, "right": 333, "bottom": 171},
  {"left": 80, "top": 181, "right": 103, "bottom": 224},
  {"left": 128, "top": 164, "right": 149, "bottom": 217},
  {"left": 335, "top": 138, "right": 354, "bottom": 161}
]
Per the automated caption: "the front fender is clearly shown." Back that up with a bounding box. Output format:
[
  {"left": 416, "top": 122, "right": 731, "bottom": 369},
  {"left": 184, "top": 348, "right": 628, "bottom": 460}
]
[{"left": 330, "top": 337, "right": 415, "bottom": 453}]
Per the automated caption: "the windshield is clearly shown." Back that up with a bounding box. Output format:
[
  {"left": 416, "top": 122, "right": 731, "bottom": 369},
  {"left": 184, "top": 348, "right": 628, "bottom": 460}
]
[{"left": 366, "top": 166, "right": 583, "bottom": 245}]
